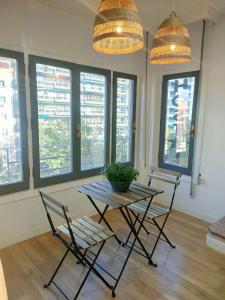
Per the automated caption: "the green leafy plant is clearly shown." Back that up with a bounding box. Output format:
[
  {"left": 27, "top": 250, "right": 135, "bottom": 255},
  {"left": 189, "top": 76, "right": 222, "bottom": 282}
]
[{"left": 103, "top": 163, "right": 139, "bottom": 184}]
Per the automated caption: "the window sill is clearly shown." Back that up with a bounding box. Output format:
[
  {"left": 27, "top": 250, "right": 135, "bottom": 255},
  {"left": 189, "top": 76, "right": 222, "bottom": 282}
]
[
  {"left": 0, "top": 175, "right": 102, "bottom": 206},
  {"left": 180, "top": 175, "right": 192, "bottom": 183}
]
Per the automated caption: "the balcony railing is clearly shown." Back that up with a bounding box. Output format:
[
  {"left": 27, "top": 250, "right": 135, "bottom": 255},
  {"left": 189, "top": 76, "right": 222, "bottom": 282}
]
[{"left": 0, "top": 146, "right": 22, "bottom": 184}]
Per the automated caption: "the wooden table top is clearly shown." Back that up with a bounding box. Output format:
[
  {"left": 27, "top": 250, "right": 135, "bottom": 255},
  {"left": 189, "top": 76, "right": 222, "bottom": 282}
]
[{"left": 78, "top": 180, "right": 163, "bottom": 209}]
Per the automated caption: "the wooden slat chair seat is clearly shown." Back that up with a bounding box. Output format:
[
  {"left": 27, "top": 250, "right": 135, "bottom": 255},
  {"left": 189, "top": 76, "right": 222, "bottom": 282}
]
[
  {"left": 129, "top": 201, "right": 171, "bottom": 220},
  {"left": 58, "top": 216, "right": 114, "bottom": 250}
]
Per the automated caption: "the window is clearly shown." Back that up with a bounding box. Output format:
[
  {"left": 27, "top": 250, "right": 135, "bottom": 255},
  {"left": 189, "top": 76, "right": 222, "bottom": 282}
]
[
  {"left": 0, "top": 96, "right": 6, "bottom": 105},
  {"left": 159, "top": 71, "right": 199, "bottom": 175},
  {"left": 30, "top": 57, "right": 111, "bottom": 187},
  {"left": 0, "top": 49, "right": 29, "bottom": 195},
  {"left": 112, "top": 72, "right": 137, "bottom": 165},
  {"left": 0, "top": 80, "right": 5, "bottom": 88},
  {"left": 78, "top": 67, "right": 110, "bottom": 176},
  {"left": 30, "top": 56, "right": 75, "bottom": 187}
]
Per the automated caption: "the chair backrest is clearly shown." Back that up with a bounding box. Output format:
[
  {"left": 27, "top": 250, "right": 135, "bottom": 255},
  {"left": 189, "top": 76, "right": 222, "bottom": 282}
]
[
  {"left": 39, "top": 190, "right": 76, "bottom": 246},
  {"left": 148, "top": 166, "right": 181, "bottom": 210}
]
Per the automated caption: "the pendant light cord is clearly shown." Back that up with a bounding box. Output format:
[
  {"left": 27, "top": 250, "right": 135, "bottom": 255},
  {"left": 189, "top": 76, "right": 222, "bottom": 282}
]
[
  {"left": 172, "top": 0, "right": 175, "bottom": 12},
  {"left": 144, "top": 31, "right": 149, "bottom": 168},
  {"left": 200, "top": 19, "right": 206, "bottom": 71}
]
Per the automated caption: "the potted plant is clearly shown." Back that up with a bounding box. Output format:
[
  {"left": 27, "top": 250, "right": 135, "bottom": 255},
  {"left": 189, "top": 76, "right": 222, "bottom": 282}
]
[{"left": 103, "top": 163, "right": 139, "bottom": 192}]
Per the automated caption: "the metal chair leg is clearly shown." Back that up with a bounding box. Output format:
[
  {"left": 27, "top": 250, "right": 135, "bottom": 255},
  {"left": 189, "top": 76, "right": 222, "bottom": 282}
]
[
  {"left": 88, "top": 196, "right": 121, "bottom": 245},
  {"left": 123, "top": 212, "right": 141, "bottom": 246},
  {"left": 153, "top": 217, "right": 175, "bottom": 248},
  {"left": 150, "top": 215, "right": 171, "bottom": 259},
  {"left": 76, "top": 249, "right": 87, "bottom": 266},
  {"left": 130, "top": 210, "right": 150, "bottom": 235},
  {"left": 80, "top": 250, "right": 113, "bottom": 290},
  {"left": 44, "top": 247, "right": 70, "bottom": 288},
  {"left": 73, "top": 241, "right": 106, "bottom": 300},
  {"left": 112, "top": 203, "right": 155, "bottom": 297}
]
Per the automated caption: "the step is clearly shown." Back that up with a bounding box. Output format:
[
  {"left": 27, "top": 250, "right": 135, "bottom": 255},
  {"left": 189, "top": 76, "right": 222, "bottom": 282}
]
[
  {"left": 207, "top": 217, "right": 225, "bottom": 254},
  {"left": 209, "top": 216, "right": 225, "bottom": 240}
]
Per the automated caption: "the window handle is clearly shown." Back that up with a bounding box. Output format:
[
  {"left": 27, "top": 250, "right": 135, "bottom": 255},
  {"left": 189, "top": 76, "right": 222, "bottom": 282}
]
[
  {"left": 190, "top": 124, "right": 195, "bottom": 139},
  {"left": 77, "top": 124, "right": 81, "bottom": 139}
]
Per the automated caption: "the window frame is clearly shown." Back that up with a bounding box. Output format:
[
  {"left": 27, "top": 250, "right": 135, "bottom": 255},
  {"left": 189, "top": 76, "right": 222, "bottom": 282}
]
[
  {"left": 0, "top": 49, "right": 29, "bottom": 195},
  {"left": 29, "top": 55, "right": 76, "bottom": 188},
  {"left": 112, "top": 72, "right": 137, "bottom": 166},
  {"left": 159, "top": 71, "right": 200, "bottom": 176},
  {"left": 75, "top": 64, "right": 111, "bottom": 179},
  {"left": 30, "top": 56, "right": 111, "bottom": 187}
]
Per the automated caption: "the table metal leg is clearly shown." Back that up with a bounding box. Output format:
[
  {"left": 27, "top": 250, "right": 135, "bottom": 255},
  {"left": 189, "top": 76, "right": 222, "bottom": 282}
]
[
  {"left": 124, "top": 210, "right": 150, "bottom": 246},
  {"left": 111, "top": 199, "right": 156, "bottom": 297},
  {"left": 122, "top": 206, "right": 156, "bottom": 266},
  {"left": 99, "top": 204, "right": 109, "bottom": 224}
]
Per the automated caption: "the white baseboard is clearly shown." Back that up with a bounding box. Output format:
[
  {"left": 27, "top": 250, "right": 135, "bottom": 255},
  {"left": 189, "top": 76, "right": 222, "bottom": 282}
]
[
  {"left": 156, "top": 199, "right": 216, "bottom": 223},
  {"left": 206, "top": 232, "right": 225, "bottom": 254},
  {"left": 0, "top": 225, "right": 50, "bottom": 250},
  {"left": 0, "top": 209, "right": 101, "bottom": 250},
  {"left": 173, "top": 203, "right": 217, "bottom": 223}
]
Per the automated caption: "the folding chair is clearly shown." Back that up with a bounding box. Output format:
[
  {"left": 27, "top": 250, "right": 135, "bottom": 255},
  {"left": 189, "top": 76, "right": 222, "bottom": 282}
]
[
  {"left": 125, "top": 167, "right": 181, "bottom": 267},
  {"left": 39, "top": 190, "right": 116, "bottom": 300}
]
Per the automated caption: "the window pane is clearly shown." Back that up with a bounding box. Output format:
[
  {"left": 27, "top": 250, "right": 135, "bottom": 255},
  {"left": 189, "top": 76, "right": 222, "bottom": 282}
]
[
  {"left": 36, "top": 64, "right": 72, "bottom": 178},
  {"left": 80, "top": 72, "right": 106, "bottom": 170},
  {"left": 163, "top": 76, "right": 196, "bottom": 168},
  {"left": 116, "top": 78, "right": 133, "bottom": 163},
  {"left": 0, "top": 57, "right": 23, "bottom": 185}
]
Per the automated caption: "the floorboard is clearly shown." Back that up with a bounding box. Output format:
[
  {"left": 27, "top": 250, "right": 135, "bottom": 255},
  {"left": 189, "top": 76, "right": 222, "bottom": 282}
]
[{"left": 1, "top": 210, "right": 225, "bottom": 300}]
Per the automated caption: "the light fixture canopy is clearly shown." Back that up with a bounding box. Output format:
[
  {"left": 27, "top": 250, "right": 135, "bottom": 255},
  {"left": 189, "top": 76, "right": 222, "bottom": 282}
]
[
  {"left": 150, "top": 11, "right": 192, "bottom": 64},
  {"left": 92, "top": 0, "right": 144, "bottom": 55}
]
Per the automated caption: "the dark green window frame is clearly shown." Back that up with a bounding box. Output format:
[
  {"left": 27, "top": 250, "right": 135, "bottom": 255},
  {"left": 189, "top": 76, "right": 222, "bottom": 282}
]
[
  {"left": 159, "top": 71, "right": 200, "bottom": 176},
  {"left": 75, "top": 64, "right": 111, "bottom": 179},
  {"left": 112, "top": 72, "right": 137, "bottom": 166},
  {"left": 0, "top": 49, "right": 29, "bottom": 195},
  {"left": 29, "top": 55, "right": 111, "bottom": 188}
]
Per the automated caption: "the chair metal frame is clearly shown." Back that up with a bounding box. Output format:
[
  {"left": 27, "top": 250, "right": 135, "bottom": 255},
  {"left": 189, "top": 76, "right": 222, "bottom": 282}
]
[
  {"left": 124, "top": 167, "right": 181, "bottom": 267},
  {"left": 39, "top": 190, "right": 116, "bottom": 300}
]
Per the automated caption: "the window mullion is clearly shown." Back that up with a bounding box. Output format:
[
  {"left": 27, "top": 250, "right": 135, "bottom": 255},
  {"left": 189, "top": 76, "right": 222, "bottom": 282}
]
[{"left": 71, "top": 65, "right": 81, "bottom": 180}]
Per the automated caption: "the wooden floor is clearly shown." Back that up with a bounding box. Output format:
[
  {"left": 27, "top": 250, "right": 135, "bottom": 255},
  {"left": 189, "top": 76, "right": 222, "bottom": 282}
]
[{"left": 1, "top": 209, "right": 225, "bottom": 300}]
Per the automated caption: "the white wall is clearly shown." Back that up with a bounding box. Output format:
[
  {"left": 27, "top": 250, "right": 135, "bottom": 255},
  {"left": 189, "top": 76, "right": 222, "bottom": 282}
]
[
  {"left": 139, "top": 19, "right": 225, "bottom": 223},
  {"left": 0, "top": 0, "right": 145, "bottom": 249}
]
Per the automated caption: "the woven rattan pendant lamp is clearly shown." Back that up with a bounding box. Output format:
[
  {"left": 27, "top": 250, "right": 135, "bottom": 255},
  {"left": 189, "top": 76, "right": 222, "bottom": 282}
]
[
  {"left": 150, "top": 11, "right": 191, "bottom": 64},
  {"left": 92, "top": 0, "right": 144, "bottom": 55}
]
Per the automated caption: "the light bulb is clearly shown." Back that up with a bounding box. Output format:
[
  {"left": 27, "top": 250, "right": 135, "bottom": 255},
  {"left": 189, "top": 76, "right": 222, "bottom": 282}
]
[
  {"left": 170, "top": 44, "right": 176, "bottom": 51},
  {"left": 116, "top": 26, "right": 122, "bottom": 33}
]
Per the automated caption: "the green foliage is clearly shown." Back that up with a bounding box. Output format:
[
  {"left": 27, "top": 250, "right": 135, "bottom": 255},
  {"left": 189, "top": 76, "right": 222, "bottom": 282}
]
[
  {"left": 39, "top": 118, "right": 71, "bottom": 176},
  {"left": 103, "top": 163, "right": 139, "bottom": 184}
]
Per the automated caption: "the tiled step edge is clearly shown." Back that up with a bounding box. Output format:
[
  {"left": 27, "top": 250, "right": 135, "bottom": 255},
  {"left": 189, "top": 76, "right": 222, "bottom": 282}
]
[
  {"left": 206, "top": 232, "right": 225, "bottom": 254},
  {"left": 208, "top": 216, "right": 225, "bottom": 240}
]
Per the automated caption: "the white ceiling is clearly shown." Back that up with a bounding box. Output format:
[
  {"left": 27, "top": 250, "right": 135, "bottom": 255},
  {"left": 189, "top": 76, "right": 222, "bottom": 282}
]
[{"left": 52, "top": 0, "right": 225, "bottom": 32}]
